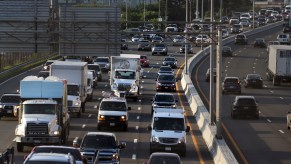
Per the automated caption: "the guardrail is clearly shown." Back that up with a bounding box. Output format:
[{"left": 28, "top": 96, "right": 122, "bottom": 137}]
[{"left": 181, "top": 21, "right": 284, "bottom": 164}]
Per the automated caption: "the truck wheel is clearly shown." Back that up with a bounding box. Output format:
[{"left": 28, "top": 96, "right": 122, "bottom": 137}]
[
  {"left": 97, "top": 125, "right": 102, "bottom": 131},
  {"left": 231, "top": 112, "right": 236, "bottom": 119},
  {"left": 123, "top": 125, "right": 128, "bottom": 131},
  {"left": 17, "top": 143, "right": 24, "bottom": 152},
  {"left": 273, "top": 76, "right": 280, "bottom": 86},
  {"left": 81, "top": 103, "right": 85, "bottom": 113},
  {"left": 77, "top": 111, "right": 81, "bottom": 118},
  {"left": 180, "top": 149, "right": 186, "bottom": 157}
]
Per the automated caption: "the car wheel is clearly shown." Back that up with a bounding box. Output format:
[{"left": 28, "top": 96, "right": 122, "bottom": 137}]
[
  {"left": 77, "top": 111, "right": 81, "bottom": 118},
  {"left": 17, "top": 143, "right": 24, "bottom": 152},
  {"left": 97, "top": 125, "right": 102, "bottom": 131},
  {"left": 231, "top": 111, "right": 236, "bottom": 119}
]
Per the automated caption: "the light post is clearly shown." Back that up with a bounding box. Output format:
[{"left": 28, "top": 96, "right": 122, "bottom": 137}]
[
  {"left": 126, "top": 0, "right": 128, "bottom": 29},
  {"left": 189, "top": 0, "right": 192, "bottom": 22},
  {"left": 209, "top": 0, "right": 214, "bottom": 124},
  {"left": 196, "top": 0, "right": 199, "bottom": 19},
  {"left": 201, "top": 0, "right": 204, "bottom": 20},
  {"left": 185, "top": 0, "right": 189, "bottom": 74},
  {"left": 144, "top": 0, "right": 146, "bottom": 26},
  {"left": 253, "top": 0, "right": 255, "bottom": 29}
]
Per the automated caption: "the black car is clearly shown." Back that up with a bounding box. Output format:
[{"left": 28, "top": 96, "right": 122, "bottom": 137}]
[
  {"left": 254, "top": 38, "right": 267, "bottom": 48},
  {"left": 205, "top": 68, "right": 217, "bottom": 82},
  {"left": 222, "top": 77, "right": 241, "bottom": 94},
  {"left": 156, "top": 73, "right": 177, "bottom": 92},
  {"left": 0, "top": 93, "right": 20, "bottom": 118},
  {"left": 231, "top": 24, "right": 243, "bottom": 34},
  {"left": 222, "top": 46, "right": 232, "bottom": 56},
  {"left": 151, "top": 93, "right": 177, "bottom": 115},
  {"left": 37, "top": 71, "right": 50, "bottom": 79},
  {"left": 283, "top": 24, "right": 291, "bottom": 33},
  {"left": 231, "top": 96, "right": 259, "bottom": 119},
  {"left": 145, "top": 152, "right": 182, "bottom": 164},
  {"left": 244, "top": 74, "right": 263, "bottom": 88},
  {"left": 258, "top": 18, "right": 266, "bottom": 26},
  {"left": 120, "top": 39, "right": 128, "bottom": 50},
  {"left": 234, "top": 34, "right": 248, "bottom": 45},
  {"left": 73, "top": 132, "right": 126, "bottom": 164},
  {"left": 162, "top": 57, "right": 178, "bottom": 68}
]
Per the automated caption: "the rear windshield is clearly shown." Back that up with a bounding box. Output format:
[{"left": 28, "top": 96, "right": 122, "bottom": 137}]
[
  {"left": 160, "top": 67, "right": 172, "bottom": 72},
  {"left": 224, "top": 78, "right": 239, "bottom": 83},
  {"left": 88, "top": 65, "right": 100, "bottom": 71},
  {"left": 150, "top": 156, "right": 181, "bottom": 164},
  {"left": 236, "top": 98, "right": 256, "bottom": 106},
  {"left": 155, "top": 95, "right": 174, "bottom": 102},
  {"left": 96, "top": 58, "right": 109, "bottom": 62},
  {"left": 33, "top": 147, "right": 82, "bottom": 161}
]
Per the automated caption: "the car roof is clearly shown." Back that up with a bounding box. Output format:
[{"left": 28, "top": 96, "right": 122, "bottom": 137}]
[
  {"left": 101, "top": 97, "right": 127, "bottom": 103},
  {"left": 2, "top": 93, "right": 20, "bottom": 96},
  {"left": 86, "top": 132, "right": 116, "bottom": 137},
  {"left": 26, "top": 152, "right": 73, "bottom": 162},
  {"left": 150, "top": 152, "right": 180, "bottom": 157},
  {"left": 224, "top": 76, "right": 239, "bottom": 79},
  {"left": 154, "top": 93, "right": 174, "bottom": 96},
  {"left": 235, "top": 95, "right": 255, "bottom": 99}
]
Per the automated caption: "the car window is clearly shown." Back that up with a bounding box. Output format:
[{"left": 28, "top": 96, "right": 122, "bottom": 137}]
[
  {"left": 1, "top": 95, "right": 20, "bottom": 103},
  {"left": 155, "top": 95, "right": 174, "bottom": 102},
  {"left": 153, "top": 117, "right": 184, "bottom": 131},
  {"left": 224, "top": 78, "right": 239, "bottom": 83},
  {"left": 100, "top": 101, "right": 126, "bottom": 111},
  {"left": 158, "top": 75, "right": 175, "bottom": 81},
  {"left": 96, "top": 58, "right": 109, "bottom": 62},
  {"left": 236, "top": 98, "right": 256, "bottom": 106},
  {"left": 81, "top": 135, "right": 117, "bottom": 149},
  {"left": 140, "top": 56, "right": 147, "bottom": 59},
  {"left": 160, "top": 67, "right": 172, "bottom": 72},
  {"left": 165, "top": 58, "right": 175, "bottom": 61}
]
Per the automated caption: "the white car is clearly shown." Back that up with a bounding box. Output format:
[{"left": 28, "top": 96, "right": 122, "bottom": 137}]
[
  {"left": 277, "top": 33, "right": 290, "bottom": 45},
  {"left": 240, "top": 13, "right": 251, "bottom": 20},
  {"left": 131, "top": 34, "right": 141, "bottom": 42},
  {"left": 239, "top": 19, "right": 250, "bottom": 27},
  {"left": 195, "top": 34, "right": 210, "bottom": 46},
  {"left": 271, "top": 11, "right": 279, "bottom": 17},
  {"left": 173, "top": 35, "right": 184, "bottom": 46},
  {"left": 222, "top": 29, "right": 229, "bottom": 38}
]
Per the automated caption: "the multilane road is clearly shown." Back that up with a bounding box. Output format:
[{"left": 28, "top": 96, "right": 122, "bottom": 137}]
[
  {"left": 0, "top": 42, "right": 215, "bottom": 163},
  {"left": 194, "top": 26, "right": 291, "bottom": 164}
]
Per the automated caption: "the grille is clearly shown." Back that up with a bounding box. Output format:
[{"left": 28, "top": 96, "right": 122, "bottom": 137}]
[
  {"left": 159, "top": 137, "right": 178, "bottom": 144},
  {"left": 67, "top": 100, "right": 73, "bottom": 106},
  {"left": 4, "top": 106, "right": 13, "bottom": 109},
  {"left": 26, "top": 123, "right": 48, "bottom": 136},
  {"left": 117, "top": 84, "right": 131, "bottom": 91},
  {"left": 104, "top": 116, "right": 120, "bottom": 121}
]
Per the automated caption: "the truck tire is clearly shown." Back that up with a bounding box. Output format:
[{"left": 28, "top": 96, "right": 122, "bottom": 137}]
[
  {"left": 180, "top": 149, "right": 186, "bottom": 157},
  {"left": 123, "top": 125, "right": 128, "bottom": 131},
  {"left": 77, "top": 110, "right": 81, "bottom": 118},
  {"left": 81, "top": 103, "right": 85, "bottom": 113},
  {"left": 17, "top": 143, "right": 24, "bottom": 152},
  {"left": 273, "top": 76, "right": 280, "bottom": 86}
]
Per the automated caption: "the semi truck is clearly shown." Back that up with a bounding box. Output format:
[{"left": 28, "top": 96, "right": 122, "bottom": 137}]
[
  {"left": 110, "top": 56, "right": 142, "bottom": 101},
  {"left": 50, "top": 61, "right": 87, "bottom": 117},
  {"left": 15, "top": 76, "right": 70, "bottom": 152},
  {"left": 266, "top": 45, "right": 291, "bottom": 86}
]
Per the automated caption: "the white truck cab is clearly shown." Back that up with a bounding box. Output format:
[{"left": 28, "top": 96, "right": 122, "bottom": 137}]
[{"left": 147, "top": 108, "right": 190, "bottom": 157}]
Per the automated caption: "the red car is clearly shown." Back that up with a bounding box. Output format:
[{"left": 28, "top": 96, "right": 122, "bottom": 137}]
[{"left": 140, "top": 54, "right": 150, "bottom": 67}]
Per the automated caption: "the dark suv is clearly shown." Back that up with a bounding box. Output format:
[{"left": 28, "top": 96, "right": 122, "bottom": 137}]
[
  {"left": 151, "top": 93, "right": 177, "bottom": 115},
  {"left": 0, "top": 93, "right": 20, "bottom": 119},
  {"left": 222, "top": 77, "right": 241, "bottom": 94},
  {"left": 73, "top": 132, "right": 126, "bottom": 164},
  {"left": 235, "top": 34, "right": 248, "bottom": 45},
  {"left": 231, "top": 96, "right": 259, "bottom": 119},
  {"left": 156, "top": 74, "right": 177, "bottom": 92}
]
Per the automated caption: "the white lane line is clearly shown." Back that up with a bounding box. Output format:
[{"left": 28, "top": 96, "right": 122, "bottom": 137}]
[
  {"left": 280, "top": 97, "right": 284, "bottom": 99},
  {"left": 267, "top": 119, "right": 271, "bottom": 123},
  {"left": 140, "top": 92, "right": 143, "bottom": 95},
  {"left": 140, "top": 86, "right": 144, "bottom": 89},
  {"left": 225, "top": 65, "right": 229, "bottom": 68},
  {"left": 264, "top": 85, "right": 268, "bottom": 88},
  {"left": 270, "top": 90, "right": 274, "bottom": 93},
  {"left": 252, "top": 67, "right": 255, "bottom": 69},
  {"left": 224, "top": 69, "right": 228, "bottom": 72},
  {"left": 259, "top": 111, "right": 262, "bottom": 114},
  {"left": 279, "top": 130, "right": 284, "bottom": 134},
  {"left": 138, "top": 107, "right": 141, "bottom": 110},
  {"left": 105, "top": 84, "right": 107, "bottom": 87},
  {"left": 88, "top": 114, "right": 92, "bottom": 118},
  {"left": 156, "top": 62, "right": 159, "bottom": 65},
  {"left": 142, "top": 80, "right": 145, "bottom": 83},
  {"left": 134, "top": 139, "right": 138, "bottom": 143},
  {"left": 137, "top": 116, "right": 140, "bottom": 120},
  {"left": 136, "top": 126, "right": 139, "bottom": 130},
  {"left": 82, "top": 124, "right": 86, "bottom": 128},
  {"left": 255, "top": 58, "right": 258, "bottom": 60},
  {"left": 132, "top": 154, "right": 136, "bottom": 160},
  {"left": 228, "top": 61, "right": 230, "bottom": 64},
  {"left": 139, "top": 99, "right": 142, "bottom": 102},
  {"left": 94, "top": 105, "right": 98, "bottom": 108},
  {"left": 230, "top": 57, "right": 233, "bottom": 60}
]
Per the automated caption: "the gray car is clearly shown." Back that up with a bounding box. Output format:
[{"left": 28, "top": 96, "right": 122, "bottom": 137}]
[{"left": 94, "top": 57, "right": 110, "bottom": 72}]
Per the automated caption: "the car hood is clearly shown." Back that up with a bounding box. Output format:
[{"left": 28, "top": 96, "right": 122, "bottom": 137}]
[{"left": 114, "top": 79, "right": 135, "bottom": 84}]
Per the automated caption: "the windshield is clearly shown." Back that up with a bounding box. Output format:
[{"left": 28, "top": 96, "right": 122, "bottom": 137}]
[
  {"left": 100, "top": 101, "right": 126, "bottom": 111},
  {"left": 115, "top": 71, "right": 136, "bottom": 79},
  {"left": 1, "top": 95, "right": 20, "bottom": 103},
  {"left": 81, "top": 135, "right": 116, "bottom": 149},
  {"left": 150, "top": 156, "right": 181, "bottom": 164},
  {"left": 88, "top": 65, "right": 100, "bottom": 71},
  {"left": 25, "top": 162, "right": 70, "bottom": 164},
  {"left": 164, "top": 58, "right": 175, "bottom": 61},
  {"left": 96, "top": 58, "right": 109, "bottom": 63},
  {"left": 155, "top": 44, "right": 165, "bottom": 48},
  {"left": 153, "top": 117, "right": 184, "bottom": 131},
  {"left": 23, "top": 104, "right": 55, "bottom": 114},
  {"left": 160, "top": 67, "right": 172, "bottom": 72},
  {"left": 236, "top": 99, "right": 256, "bottom": 106},
  {"left": 66, "top": 56, "right": 81, "bottom": 60},
  {"left": 247, "top": 74, "right": 260, "bottom": 79},
  {"left": 33, "top": 147, "right": 82, "bottom": 161},
  {"left": 158, "top": 75, "right": 175, "bottom": 81},
  {"left": 67, "top": 85, "right": 79, "bottom": 96},
  {"left": 155, "top": 95, "right": 174, "bottom": 102}
]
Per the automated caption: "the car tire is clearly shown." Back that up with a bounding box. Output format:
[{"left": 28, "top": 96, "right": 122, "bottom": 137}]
[
  {"left": 17, "top": 143, "right": 24, "bottom": 152},
  {"left": 123, "top": 125, "right": 128, "bottom": 131},
  {"left": 97, "top": 125, "right": 102, "bottom": 131},
  {"left": 231, "top": 111, "right": 236, "bottom": 119},
  {"left": 77, "top": 110, "right": 81, "bottom": 118}
]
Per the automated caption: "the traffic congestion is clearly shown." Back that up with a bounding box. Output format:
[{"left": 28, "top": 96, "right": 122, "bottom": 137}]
[{"left": 0, "top": 1, "right": 291, "bottom": 164}]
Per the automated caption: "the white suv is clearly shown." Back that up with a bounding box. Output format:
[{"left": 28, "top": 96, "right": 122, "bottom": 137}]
[
  {"left": 97, "top": 97, "right": 131, "bottom": 131},
  {"left": 147, "top": 108, "right": 190, "bottom": 157},
  {"left": 277, "top": 33, "right": 290, "bottom": 45}
]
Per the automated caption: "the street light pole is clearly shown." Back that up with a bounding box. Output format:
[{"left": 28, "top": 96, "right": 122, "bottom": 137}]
[
  {"left": 202, "top": 0, "right": 204, "bottom": 20},
  {"left": 144, "top": 0, "right": 146, "bottom": 26},
  {"left": 195, "top": 0, "right": 199, "bottom": 19},
  {"left": 209, "top": 0, "right": 214, "bottom": 124},
  {"left": 253, "top": 0, "right": 255, "bottom": 29},
  {"left": 126, "top": 0, "right": 128, "bottom": 29},
  {"left": 185, "top": 0, "right": 188, "bottom": 74}
]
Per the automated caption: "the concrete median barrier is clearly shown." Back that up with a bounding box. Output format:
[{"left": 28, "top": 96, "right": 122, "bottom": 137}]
[{"left": 181, "top": 21, "right": 284, "bottom": 164}]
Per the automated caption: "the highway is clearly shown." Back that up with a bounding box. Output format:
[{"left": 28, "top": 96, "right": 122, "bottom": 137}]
[
  {"left": 0, "top": 42, "right": 215, "bottom": 163},
  {"left": 194, "top": 25, "right": 291, "bottom": 164}
]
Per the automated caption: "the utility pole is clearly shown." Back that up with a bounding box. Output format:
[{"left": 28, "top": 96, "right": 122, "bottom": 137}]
[
  {"left": 216, "top": 0, "right": 223, "bottom": 139},
  {"left": 195, "top": 0, "right": 199, "bottom": 19},
  {"left": 253, "top": 0, "right": 255, "bottom": 29},
  {"left": 209, "top": 0, "right": 214, "bottom": 124},
  {"left": 126, "top": 0, "right": 128, "bottom": 29},
  {"left": 144, "top": 0, "right": 146, "bottom": 26},
  {"left": 202, "top": 0, "right": 204, "bottom": 20},
  {"left": 185, "top": 0, "right": 188, "bottom": 74}
]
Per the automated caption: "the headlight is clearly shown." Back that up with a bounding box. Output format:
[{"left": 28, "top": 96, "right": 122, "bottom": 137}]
[
  {"left": 162, "top": 48, "right": 166, "bottom": 51},
  {"left": 112, "top": 153, "right": 119, "bottom": 161},
  {"left": 172, "top": 83, "right": 175, "bottom": 86},
  {"left": 172, "top": 104, "right": 176, "bottom": 108},
  {"left": 74, "top": 101, "right": 81, "bottom": 106},
  {"left": 120, "top": 115, "right": 127, "bottom": 121},
  {"left": 152, "top": 136, "right": 159, "bottom": 142},
  {"left": 157, "top": 83, "right": 162, "bottom": 85},
  {"left": 0, "top": 104, "right": 3, "bottom": 108},
  {"left": 50, "top": 130, "right": 60, "bottom": 136},
  {"left": 98, "top": 115, "right": 105, "bottom": 121},
  {"left": 178, "top": 137, "right": 185, "bottom": 143},
  {"left": 153, "top": 104, "right": 158, "bottom": 107}
]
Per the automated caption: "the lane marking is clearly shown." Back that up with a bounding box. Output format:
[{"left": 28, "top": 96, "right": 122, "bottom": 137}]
[
  {"left": 279, "top": 130, "right": 284, "bottom": 134},
  {"left": 138, "top": 107, "right": 141, "bottom": 110},
  {"left": 270, "top": 90, "right": 274, "bottom": 93},
  {"left": 136, "top": 116, "right": 140, "bottom": 120},
  {"left": 136, "top": 126, "right": 139, "bottom": 130},
  {"left": 267, "top": 119, "right": 271, "bottom": 123},
  {"left": 132, "top": 154, "right": 136, "bottom": 160},
  {"left": 88, "top": 114, "right": 92, "bottom": 118},
  {"left": 82, "top": 124, "right": 86, "bottom": 128},
  {"left": 134, "top": 139, "right": 138, "bottom": 143},
  {"left": 176, "top": 63, "right": 205, "bottom": 164},
  {"left": 194, "top": 56, "right": 249, "bottom": 164},
  {"left": 138, "top": 99, "right": 142, "bottom": 103},
  {"left": 280, "top": 97, "right": 284, "bottom": 100}
]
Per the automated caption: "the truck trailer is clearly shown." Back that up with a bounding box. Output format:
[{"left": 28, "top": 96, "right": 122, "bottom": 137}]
[{"left": 266, "top": 45, "right": 291, "bottom": 86}]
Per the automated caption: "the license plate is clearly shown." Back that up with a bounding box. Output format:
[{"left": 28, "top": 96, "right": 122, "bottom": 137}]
[
  {"left": 244, "top": 107, "right": 249, "bottom": 109},
  {"left": 110, "top": 123, "right": 115, "bottom": 126},
  {"left": 34, "top": 140, "right": 41, "bottom": 143},
  {"left": 165, "top": 147, "right": 171, "bottom": 151},
  {"left": 164, "top": 87, "right": 168, "bottom": 89},
  {"left": 7, "top": 110, "right": 12, "bottom": 114}
]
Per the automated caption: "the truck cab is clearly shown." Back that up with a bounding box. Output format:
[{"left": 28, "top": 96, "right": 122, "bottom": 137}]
[{"left": 147, "top": 108, "right": 190, "bottom": 157}]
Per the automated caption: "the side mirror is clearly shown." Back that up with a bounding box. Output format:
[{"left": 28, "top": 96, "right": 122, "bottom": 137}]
[
  {"left": 119, "top": 141, "right": 126, "bottom": 149},
  {"left": 147, "top": 124, "right": 152, "bottom": 131},
  {"left": 128, "top": 107, "right": 131, "bottom": 111},
  {"left": 186, "top": 126, "right": 190, "bottom": 132},
  {"left": 73, "top": 138, "right": 80, "bottom": 148}
]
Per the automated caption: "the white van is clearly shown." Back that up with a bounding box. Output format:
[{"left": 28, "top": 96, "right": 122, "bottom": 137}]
[{"left": 147, "top": 108, "right": 190, "bottom": 157}]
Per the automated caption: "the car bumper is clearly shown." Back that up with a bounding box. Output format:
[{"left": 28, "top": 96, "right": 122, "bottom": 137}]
[
  {"left": 15, "top": 136, "right": 61, "bottom": 145},
  {"left": 97, "top": 120, "right": 128, "bottom": 128},
  {"left": 156, "top": 85, "right": 176, "bottom": 91},
  {"left": 150, "top": 142, "right": 186, "bottom": 153}
]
